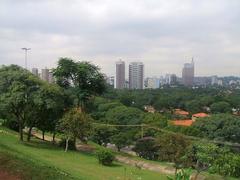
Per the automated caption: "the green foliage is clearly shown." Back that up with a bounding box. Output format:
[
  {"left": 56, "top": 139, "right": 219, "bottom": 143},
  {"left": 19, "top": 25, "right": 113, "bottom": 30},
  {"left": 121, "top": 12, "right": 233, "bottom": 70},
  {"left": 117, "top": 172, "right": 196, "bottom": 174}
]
[
  {"left": 58, "top": 138, "right": 76, "bottom": 150},
  {"left": 193, "top": 114, "right": 240, "bottom": 143},
  {"left": 106, "top": 105, "right": 144, "bottom": 125},
  {"left": 91, "top": 125, "right": 117, "bottom": 146},
  {"left": 183, "top": 142, "right": 240, "bottom": 178},
  {"left": 53, "top": 58, "right": 106, "bottom": 108},
  {"left": 0, "top": 126, "right": 167, "bottom": 180},
  {"left": 59, "top": 108, "right": 92, "bottom": 144},
  {"left": 96, "top": 148, "right": 115, "bottom": 166},
  {"left": 133, "top": 137, "right": 158, "bottom": 160},
  {"left": 144, "top": 113, "right": 168, "bottom": 128},
  {"left": 167, "top": 168, "right": 192, "bottom": 180},
  {"left": 210, "top": 101, "right": 231, "bottom": 113},
  {"left": 210, "top": 149, "right": 240, "bottom": 177},
  {"left": 0, "top": 65, "right": 43, "bottom": 140},
  {"left": 111, "top": 132, "right": 132, "bottom": 151},
  {"left": 165, "top": 125, "right": 203, "bottom": 137},
  {"left": 155, "top": 133, "right": 190, "bottom": 165}
]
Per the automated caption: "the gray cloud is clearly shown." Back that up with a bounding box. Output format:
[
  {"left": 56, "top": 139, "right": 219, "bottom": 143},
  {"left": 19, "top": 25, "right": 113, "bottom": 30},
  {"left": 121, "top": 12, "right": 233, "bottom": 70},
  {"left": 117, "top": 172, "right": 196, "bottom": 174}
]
[{"left": 0, "top": 0, "right": 240, "bottom": 77}]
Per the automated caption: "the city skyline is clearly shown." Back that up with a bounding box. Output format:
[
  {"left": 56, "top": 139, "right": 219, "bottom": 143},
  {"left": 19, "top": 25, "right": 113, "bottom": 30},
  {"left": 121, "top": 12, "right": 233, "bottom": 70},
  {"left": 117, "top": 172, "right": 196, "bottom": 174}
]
[{"left": 0, "top": 1, "right": 240, "bottom": 77}]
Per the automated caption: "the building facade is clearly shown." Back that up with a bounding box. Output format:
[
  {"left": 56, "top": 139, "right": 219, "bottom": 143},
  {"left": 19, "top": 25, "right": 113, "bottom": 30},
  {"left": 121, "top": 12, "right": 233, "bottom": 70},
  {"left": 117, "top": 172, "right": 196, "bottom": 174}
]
[
  {"left": 182, "top": 59, "right": 194, "bottom": 86},
  {"left": 129, "top": 62, "right": 144, "bottom": 89},
  {"left": 115, "top": 60, "right": 125, "bottom": 89},
  {"left": 41, "top": 68, "right": 50, "bottom": 82},
  {"left": 32, "top": 68, "right": 39, "bottom": 76}
]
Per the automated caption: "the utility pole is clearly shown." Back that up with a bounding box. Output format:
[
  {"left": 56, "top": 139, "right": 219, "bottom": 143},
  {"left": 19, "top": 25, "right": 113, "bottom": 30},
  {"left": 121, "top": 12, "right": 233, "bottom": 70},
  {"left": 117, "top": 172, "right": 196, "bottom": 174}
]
[{"left": 21, "top": 47, "right": 31, "bottom": 69}]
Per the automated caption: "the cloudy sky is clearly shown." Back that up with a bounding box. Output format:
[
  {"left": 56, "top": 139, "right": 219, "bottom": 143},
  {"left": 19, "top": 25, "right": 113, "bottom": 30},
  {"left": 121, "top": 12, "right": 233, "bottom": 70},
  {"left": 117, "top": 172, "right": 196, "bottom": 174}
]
[{"left": 0, "top": 0, "right": 240, "bottom": 77}]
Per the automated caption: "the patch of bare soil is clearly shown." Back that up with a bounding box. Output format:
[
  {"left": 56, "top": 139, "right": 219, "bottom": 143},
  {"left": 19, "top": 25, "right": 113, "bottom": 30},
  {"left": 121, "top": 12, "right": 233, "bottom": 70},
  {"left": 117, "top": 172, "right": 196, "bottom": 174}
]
[{"left": 0, "top": 169, "right": 20, "bottom": 180}]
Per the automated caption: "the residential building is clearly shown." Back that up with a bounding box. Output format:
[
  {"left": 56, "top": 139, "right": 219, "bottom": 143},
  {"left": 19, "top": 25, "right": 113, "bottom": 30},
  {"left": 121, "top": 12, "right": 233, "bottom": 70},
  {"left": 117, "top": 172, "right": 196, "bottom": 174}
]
[
  {"left": 182, "top": 59, "right": 194, "bottom": 86},
  {"left": 41, "top": 68, "right": 50, "bottom": 82},
  {"left": 129, "top": 62, "right": 144, "bottom": 89},
  {"left": 115, "top": 60, "right": 125, "bottom": 89},
  {"left": 32, "top": 68, "right": 39, "bottom": 76}
]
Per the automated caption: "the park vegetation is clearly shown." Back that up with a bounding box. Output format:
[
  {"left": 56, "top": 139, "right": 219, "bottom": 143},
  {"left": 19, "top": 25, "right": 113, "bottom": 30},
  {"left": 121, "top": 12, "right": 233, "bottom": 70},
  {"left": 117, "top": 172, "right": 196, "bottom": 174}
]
[{"left": 1, "top": 59, "right": 240, "bottom": 178}]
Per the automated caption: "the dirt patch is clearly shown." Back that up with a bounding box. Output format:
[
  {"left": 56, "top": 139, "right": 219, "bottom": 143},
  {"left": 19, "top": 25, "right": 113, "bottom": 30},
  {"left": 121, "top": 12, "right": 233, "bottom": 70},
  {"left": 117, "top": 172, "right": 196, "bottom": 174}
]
[
  {"left": 0, "top": 169, "right": 20, "bottom": 180},
  {"left": 115, "top": 156, "right": 175, "bottom": 175}
]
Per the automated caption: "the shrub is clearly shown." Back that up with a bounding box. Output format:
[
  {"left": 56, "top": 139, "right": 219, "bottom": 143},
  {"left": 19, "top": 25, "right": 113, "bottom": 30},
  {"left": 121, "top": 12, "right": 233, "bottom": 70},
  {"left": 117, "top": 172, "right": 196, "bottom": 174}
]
[
  {"left": 133, "top": 137, "right": 158, "bottom": 160},
  {"left": 96, "top": 149, "right": 115, "bottom": 166},
  {"left": 2, "top": 119, "right": 19, "bottom": 132},
  {"left": 58, "top": 138, "right": 76, "bottom": 150}
]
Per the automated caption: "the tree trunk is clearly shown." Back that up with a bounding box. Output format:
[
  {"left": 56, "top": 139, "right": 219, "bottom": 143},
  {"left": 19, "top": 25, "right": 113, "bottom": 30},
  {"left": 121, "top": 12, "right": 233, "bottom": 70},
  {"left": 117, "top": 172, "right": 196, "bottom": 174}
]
[
  {"left": 73, "top": 136, "right": 77, "bottom": 150},
  {"left": 42, "top": 131, "right": 45, "bottom": 140},
  {"left": 19, "top": 121, "right": 23, "bottom": 141},
  {"left": 52, "top": 132, "right": 56, "bottom": 144},
  {"left": 65, "top": 137, "right": 69, "bottom": 152},
  {"left": 27, "top": 126, "right": 33, "bottom": 141}
]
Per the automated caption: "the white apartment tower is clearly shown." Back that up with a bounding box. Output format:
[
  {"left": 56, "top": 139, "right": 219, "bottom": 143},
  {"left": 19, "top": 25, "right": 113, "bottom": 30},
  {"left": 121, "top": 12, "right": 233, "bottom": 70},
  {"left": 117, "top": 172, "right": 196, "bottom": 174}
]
[{"left": 129, "top": 62, "right": 144, "bottom": 89}]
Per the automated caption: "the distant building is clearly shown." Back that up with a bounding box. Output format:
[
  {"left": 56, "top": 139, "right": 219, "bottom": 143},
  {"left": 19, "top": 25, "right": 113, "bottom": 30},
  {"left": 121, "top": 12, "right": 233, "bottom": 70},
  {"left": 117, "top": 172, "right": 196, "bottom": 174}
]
[
  {"left": 41, "top": 68, "right": 54, "bottom": 83},
  {"left": 115, "top": 60, "right": 125, "bottom": 89},
  {"left": 106, "top": 76, "right": 115, "bottom": 86},
  {"left": 129, "top": 62, "right": 144, "bottom": 89},
  {"left": 144, "top": 105, "right": 156, "bottom": 113},
  {"left": 211, "top": 76, "right": 218, "bottom": 85},
  {"left": 48, "top": 71, "right": 54, "bottom": 83},
  {"left": 174, "top": 109, "right": 189, "bottom": 116},
  {"left": 182, "top": 59, "right": 194, "bottom": 86},
  {"left": 170, "top": 74, "right": 177, "bottom": 85},
  {"left": 194, "top": 76, "right": 211, "bottom": 86},
  {"left": 41, "top": 68, "right": 49, "bottom": 82},
  {"left": 32, "top": 68, "right": 38, "bottom": 76},
  {"left": 145, "top": 77, "right": 159, "bottom": 89},
  {"left": 172, "top": 120, "right": 193, "bottom": 127},
  {"left": 192, "top": 113, "right": 209, "bottom": 121}
]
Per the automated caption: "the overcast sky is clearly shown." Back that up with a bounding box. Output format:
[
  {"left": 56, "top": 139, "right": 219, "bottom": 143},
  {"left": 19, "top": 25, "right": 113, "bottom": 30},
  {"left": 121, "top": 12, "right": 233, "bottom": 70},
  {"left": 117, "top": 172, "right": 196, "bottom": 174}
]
[{"left": 0, "top": 0, "right": 240, "bottom": 77}]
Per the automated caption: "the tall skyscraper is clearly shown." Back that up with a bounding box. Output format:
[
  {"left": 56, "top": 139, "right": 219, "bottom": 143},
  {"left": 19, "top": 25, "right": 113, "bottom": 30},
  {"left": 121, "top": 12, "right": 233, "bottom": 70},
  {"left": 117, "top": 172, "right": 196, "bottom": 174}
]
[
  {"left": 32, "top": 68, "right": 38, "bottom": 76},
  {"left": 115, "top": 60, "right": 125, "bottom": 89},
  {"left": 41, "top": 68, "right": 50, "bottom": 82},
  {"left": 182, "top": 59, "right": 194, "bottom": 86},
  {"left": 129, "top": 62, "right": 144, "bottom": 89}
]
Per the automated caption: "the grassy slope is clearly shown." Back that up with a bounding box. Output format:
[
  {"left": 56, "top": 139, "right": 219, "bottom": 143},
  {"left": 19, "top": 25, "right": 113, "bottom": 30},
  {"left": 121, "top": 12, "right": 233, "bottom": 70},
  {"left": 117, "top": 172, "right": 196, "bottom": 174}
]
[{"left": 0, "top": 126, "right": 168, "bottom": 180}]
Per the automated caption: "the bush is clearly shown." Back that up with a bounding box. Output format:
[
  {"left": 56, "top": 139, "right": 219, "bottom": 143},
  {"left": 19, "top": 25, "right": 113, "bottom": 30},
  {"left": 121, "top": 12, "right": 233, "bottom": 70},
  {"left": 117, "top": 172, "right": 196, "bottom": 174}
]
[
  {"left": 133, "top": 137, "right": 158, "bottom": 160},
  {"left": 2, "top": 119, "right": 19, "bottom": 132},
  {"left": 96, "top": 149, "right": 115, "bottom": 166},
  {"left": 58, "top": 138, "right": 76, "bottom": 150}
]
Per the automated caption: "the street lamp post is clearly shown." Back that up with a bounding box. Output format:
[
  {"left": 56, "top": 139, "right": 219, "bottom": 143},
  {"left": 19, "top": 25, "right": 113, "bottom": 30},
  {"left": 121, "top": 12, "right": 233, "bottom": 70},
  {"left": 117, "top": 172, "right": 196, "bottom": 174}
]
[{"left": 21, "top": 47, "right": 31, "bottom": 69}]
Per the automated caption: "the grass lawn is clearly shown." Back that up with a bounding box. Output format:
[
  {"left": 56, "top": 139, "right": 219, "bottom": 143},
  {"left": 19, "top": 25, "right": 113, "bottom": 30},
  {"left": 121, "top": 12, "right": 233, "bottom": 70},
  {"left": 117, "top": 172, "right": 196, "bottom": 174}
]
[{"left": 0, "top": 126, "right": 169, "bottom": 180}]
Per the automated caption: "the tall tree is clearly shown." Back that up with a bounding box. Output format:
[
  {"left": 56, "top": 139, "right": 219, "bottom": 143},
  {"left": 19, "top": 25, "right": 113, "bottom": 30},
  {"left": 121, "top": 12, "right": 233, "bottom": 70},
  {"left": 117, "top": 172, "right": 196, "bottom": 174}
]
[
  {"left": 58, "top": 108, "right": 92, "bottom": 152},
  {"left": 53, "top": 58, "right": 106, "bottom": 110},
  {"left": 0, "top": 65, "right": 41, "bottom": 141}
]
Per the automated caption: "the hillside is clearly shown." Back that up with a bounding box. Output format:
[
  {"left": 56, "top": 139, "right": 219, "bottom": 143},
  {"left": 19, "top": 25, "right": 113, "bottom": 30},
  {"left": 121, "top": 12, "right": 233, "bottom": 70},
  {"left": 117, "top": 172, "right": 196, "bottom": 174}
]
[{"left": 0, "top": 126, "right": 168, "bottom": 180}]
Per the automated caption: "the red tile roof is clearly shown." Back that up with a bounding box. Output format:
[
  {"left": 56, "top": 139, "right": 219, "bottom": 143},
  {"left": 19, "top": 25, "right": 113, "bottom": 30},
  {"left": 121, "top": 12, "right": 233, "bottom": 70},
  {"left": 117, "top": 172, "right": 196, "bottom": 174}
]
[
  {"left": 174, "top": 109, "right": 189, "bottom": 116},
  {"left": 172, "top": 120, "right": 193, "bottom": 126},
  {"left": 192, "top": 113, "right": 209, "bottom": 118}
]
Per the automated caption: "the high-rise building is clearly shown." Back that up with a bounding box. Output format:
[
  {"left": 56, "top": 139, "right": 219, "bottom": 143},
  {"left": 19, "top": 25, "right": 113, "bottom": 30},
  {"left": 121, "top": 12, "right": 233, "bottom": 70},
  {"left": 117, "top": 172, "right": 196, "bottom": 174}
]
[
  {"left": 129, "top": 62, "right": 144, "bottom": 89},
  {"left": 32, "top": 68, "right": 38, "bottom": 76},
  {"left": 170, "top": 74, "right": 177, "bottom": 85},
  {"left": 48, "top": 71, "right": 54, "bottom": 83},
  {"left": 41, "top": 68, "right": 50, "bottom": 82},
  {"left": 182, "top": 59, "right": 194, "bottom": 86},
  {"left": 115, "top": 60, "right": 125, "bottom": 89}
]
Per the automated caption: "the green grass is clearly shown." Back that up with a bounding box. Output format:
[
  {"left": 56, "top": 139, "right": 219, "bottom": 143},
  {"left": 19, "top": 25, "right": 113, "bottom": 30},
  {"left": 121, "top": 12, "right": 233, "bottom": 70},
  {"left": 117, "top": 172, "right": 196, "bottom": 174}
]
[{"left": 0, "top": 126, "right": 169, "bottom": 180}]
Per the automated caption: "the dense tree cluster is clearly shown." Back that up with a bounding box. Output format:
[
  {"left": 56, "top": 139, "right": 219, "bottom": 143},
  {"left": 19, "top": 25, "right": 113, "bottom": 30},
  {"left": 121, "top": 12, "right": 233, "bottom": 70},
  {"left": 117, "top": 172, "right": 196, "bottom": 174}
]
[
  {"left": 1, "top": 60, "right": 240, "bottom": 178},
  {"left": 103, "top": 87, "right": 240, "bottom": 115}
]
